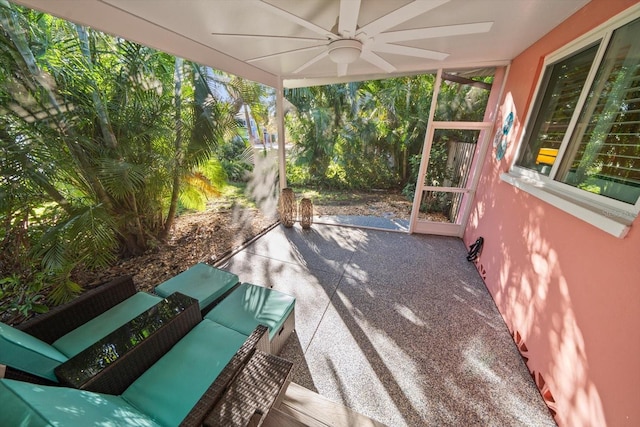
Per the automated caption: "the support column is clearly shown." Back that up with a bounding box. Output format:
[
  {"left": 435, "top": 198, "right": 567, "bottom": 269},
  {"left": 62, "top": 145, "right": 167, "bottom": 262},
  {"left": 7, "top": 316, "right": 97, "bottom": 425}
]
[
  {"left": 409, "top": 69, "right": 443, "bottom": 233},
  {"left": 276, "top": 81, "right": 287, "bottom": 191}
]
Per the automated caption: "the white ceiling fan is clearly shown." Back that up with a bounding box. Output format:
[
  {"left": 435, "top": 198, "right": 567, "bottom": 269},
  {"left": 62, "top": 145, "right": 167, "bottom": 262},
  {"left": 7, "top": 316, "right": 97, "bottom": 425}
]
[{"left": 212, "top": 0, "right": 493, "bottom": 77}]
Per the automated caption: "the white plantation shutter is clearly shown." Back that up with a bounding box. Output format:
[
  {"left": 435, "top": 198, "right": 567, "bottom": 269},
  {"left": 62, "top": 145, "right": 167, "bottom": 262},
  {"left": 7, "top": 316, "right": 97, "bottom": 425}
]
[{"left": 517, "top": 17, "right": 640, "bottom": 205}]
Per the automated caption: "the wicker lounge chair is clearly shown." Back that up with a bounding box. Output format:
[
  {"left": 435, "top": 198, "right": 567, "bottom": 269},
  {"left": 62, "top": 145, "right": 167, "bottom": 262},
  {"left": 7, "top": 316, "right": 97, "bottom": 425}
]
[
  {"left": 204, "top": 282, "right": 296, "bottom": 355},
  {"left": 1, "top": 271, "right": 297, "bottom": 425},
  {"left": 1, "top": 325, "right": 293, "bottom": 427},
  {"left": 154, "top": 264, "right": 296, "bottom": 354},
  {"left": 0, "top": 276, "right": 163, "bottom": 384}
]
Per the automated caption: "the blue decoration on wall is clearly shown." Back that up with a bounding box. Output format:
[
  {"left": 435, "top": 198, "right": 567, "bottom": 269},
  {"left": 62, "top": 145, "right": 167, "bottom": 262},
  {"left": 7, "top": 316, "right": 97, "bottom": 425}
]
[{"left": 495, "top": 111, "right": 514, "bottom": 161}]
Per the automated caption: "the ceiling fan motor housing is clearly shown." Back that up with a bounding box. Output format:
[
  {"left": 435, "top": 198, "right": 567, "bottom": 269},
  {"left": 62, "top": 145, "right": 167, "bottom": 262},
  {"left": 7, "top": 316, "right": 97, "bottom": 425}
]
[{"left": 328, "top": 39, "right": 363, "bottom": 64}]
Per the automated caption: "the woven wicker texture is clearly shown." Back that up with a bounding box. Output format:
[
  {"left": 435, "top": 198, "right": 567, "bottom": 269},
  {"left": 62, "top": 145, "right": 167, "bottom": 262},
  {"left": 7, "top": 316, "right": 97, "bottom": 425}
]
[
  {"left": 203, "top": 351, "right": 293, "bottom": 427},
  {"left": 280, "top": 188, "right": 296, "bottom": 228},
  {"left": 180, "top": 325, "right": 269, "bottom": 426},
  {"left": 299, "top": 198, "right": 313, "bottom": 229},
  {"left": 17, "top": 276, "right": 137, "bottom": 343},
  {"left": 3, "top": 367, "right": 58, "bottom": 386}
]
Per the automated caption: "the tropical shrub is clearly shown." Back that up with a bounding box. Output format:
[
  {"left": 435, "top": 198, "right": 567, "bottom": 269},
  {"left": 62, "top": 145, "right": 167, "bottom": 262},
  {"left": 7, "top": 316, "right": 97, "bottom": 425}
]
[
  {"left": 0, "top": 3, "right": 260, "bottom": 314},
  {"left": 217, "top": 135, "right": 254, "bottom": 181}
]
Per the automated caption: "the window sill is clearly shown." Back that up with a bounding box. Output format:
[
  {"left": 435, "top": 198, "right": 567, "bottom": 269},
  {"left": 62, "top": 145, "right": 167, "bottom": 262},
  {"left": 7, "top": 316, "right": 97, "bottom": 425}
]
[{"left": 500, "top": 173, "right": 635, "bottom": 238}]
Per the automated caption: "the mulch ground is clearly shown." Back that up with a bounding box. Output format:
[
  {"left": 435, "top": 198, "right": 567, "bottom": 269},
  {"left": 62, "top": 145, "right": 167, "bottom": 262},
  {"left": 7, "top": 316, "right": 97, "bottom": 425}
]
[
  {"left": 75, "top": 190, "right": 413, "bottom": 292},
  {"left": 75, "top": 207, "right": 278, "bottom": 293}
]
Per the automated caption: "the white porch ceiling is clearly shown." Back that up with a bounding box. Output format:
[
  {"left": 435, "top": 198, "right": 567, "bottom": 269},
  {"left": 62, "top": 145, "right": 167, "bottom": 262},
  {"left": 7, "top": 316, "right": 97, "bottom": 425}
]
[{"left": 13, "top": 0, "right": 590, "bottom": 88}]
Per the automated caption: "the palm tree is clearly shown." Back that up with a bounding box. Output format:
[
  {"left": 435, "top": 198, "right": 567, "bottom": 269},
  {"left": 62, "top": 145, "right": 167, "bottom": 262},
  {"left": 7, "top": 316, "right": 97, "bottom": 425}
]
[
  {"left": 224, "top": 75, "right": 270, "bottom": 146},
  {"left": 0, "top": 2, "right": 239, "bottom": 304}
]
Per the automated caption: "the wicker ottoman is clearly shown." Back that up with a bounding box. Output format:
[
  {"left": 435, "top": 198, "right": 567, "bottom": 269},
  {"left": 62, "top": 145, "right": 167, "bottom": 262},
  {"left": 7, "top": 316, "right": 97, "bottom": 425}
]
[
  {"left": 204, "top": 283, "right": 296, "bottom": 355},
  {"left": 155, "top": 263, "right": 240, "bottom": 314}
]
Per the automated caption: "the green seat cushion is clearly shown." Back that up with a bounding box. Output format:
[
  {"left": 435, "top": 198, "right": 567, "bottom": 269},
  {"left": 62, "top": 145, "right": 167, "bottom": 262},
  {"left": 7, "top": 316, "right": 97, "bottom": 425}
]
[
  {"left": 0, "top": 379, "right": 160, "bottom": 427},
  {"left": 0, "top": 323, "right": 68, "bottom": 382},
  {"left": 204, "top": 283, "right": 295, "bottom": 341},
  {"left": 52, "top": 292, "right": 162, "bottom": 358},
  {"left": 154, "top": 263, "right": 239, "bottom": 311},
  {"left": 121, "top": 319, "right": 247, "bottom": 427}
]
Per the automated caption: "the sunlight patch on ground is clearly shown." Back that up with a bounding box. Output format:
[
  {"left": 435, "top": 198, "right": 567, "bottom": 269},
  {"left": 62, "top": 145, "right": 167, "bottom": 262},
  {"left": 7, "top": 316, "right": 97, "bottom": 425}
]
[
  {"left": 335, "top": 290, "right": 430, "bottom": 417},
  {"left": 462, "top": 338, "right": 500, "bottom": 384},
  {"left": 393, "top": 303, "right": 427, "bottom": 327},
  {"left": 367, "top": 325, "right": 431, "bottom": 415}
]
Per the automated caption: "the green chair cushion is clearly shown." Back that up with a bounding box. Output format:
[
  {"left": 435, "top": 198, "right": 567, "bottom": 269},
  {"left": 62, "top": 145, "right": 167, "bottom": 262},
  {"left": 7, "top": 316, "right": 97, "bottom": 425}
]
[
  {"left": 154, "top": 263, "right": 239, "bottom": 311},
  {"left": 52, "top": 292, "right": 162, "bottom": 358},
  {"left": 121, "top": 319, "right": 247, "bottom": 427},
  {"left": 0, "top": 378, "right": 160, "bottom": 427},
  {"left": 0, "top": 323, "right": 68, "bottom": 382},
  {"left": 204, "top": 283, "right": 295, "bottom": 341}
]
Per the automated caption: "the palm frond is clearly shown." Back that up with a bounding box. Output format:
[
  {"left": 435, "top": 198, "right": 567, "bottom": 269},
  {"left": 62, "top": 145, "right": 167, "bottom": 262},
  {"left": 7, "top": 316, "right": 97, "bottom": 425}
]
[
  {"left": 66, "top": 205, "right": 117, "bottom": 268},
  {"left": 183, "top": 171, "right": 220, "bottom": 198},
  {"left": 34, "top": 204, "right": 117, "bottom": 272},
  {"left": 177, "top": 184, "right": 207, "bottom": 211},
  {"left": 198, "top": 158, "right": 227, "bottom": 190},
  {"left": 98, "top": 157, "right": 146, "bottom": 200},
  {"left": 47, "top": 277, "right": 82, "bottom": 305}
]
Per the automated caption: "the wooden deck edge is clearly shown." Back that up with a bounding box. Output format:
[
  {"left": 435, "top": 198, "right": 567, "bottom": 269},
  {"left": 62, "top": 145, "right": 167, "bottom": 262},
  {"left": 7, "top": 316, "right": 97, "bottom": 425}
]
[
  {"left": 262, "top": 407, "right": 309, "bottom": 427},
  {"left": 273, "top": 382, "right": 387, "bottom": 427}
]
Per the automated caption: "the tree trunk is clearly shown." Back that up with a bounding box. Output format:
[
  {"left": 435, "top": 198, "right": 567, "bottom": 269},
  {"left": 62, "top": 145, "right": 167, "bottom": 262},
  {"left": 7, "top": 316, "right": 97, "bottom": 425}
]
[
  {"left": 401, "top": 146, "right": 407, "bottom": 183},
  {"left": 3, "top": 8, "right": 116, "bottom": 214},
  {"left": 75, "top": 24, "right": 118, "bottom": 150},
  {"left": 161, "top": 57, "right": 184, "bottom": 241},
  {"left": 244, "top": 104, "right": 257, "bottom": 145}
]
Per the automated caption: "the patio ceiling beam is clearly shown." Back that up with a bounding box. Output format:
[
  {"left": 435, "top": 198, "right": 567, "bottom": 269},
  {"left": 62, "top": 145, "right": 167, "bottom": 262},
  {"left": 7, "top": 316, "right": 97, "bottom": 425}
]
[
  {"left": 282, "top": 59, "right": 510, "bottom": 88},
  {"left": 442, "top": 72, "right": 492, "bottom": 90}
]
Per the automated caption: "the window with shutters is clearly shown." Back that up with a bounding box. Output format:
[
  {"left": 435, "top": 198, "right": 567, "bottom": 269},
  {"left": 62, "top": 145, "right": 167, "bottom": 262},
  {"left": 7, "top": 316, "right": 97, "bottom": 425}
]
[{"left": 505, "top": 9, "right": 640, "bottom": 237}]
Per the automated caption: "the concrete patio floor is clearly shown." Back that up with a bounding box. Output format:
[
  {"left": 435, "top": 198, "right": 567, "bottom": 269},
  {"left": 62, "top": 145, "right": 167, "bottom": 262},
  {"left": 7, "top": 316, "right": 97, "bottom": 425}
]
[{"left": 217, "top": 222, "right": 556, "bottom": 426}]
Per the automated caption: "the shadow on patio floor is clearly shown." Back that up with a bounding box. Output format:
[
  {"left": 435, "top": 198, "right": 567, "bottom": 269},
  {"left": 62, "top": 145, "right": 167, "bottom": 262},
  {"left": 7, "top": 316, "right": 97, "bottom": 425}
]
[{"left": 217, "top": 222, "right": 556, "bottom": 426}]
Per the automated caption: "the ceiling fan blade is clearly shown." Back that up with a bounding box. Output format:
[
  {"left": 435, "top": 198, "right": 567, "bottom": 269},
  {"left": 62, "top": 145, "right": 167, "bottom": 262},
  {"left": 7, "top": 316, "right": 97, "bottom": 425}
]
[
  {"left": 361, "top": 50, "right": 396, "bottom": 73},
  {"left": 358, "top": 0, "right": 449, "bottom": 37},
  {"left": 376, "top": 22, "right": 493, "bottom": 44},
  {"left": 248, "top": 44, "right": 326, "bottom": 63},
  {"left": 374, "top": 43, "right": 448, "bottom": 60},
  {"left": 293, "top": 51, "right": 329, "bottom": 74},
  {"left": 211, "top": 33, "right": 325, "bottom": 42},
  {"left": 255, "top": 0, "right": 338, "bottom": 40},
  {"left": 338, "top": 0, "right": 361, "bottom": 37},
  {"left": 337, "top": 62, "right": 349, "bottom": 77}
]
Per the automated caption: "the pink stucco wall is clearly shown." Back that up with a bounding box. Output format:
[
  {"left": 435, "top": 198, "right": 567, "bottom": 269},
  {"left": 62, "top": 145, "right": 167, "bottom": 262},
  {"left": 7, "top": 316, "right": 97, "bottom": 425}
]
[{"left": 464, "top": 1, "right": 640, "bottom": 426}]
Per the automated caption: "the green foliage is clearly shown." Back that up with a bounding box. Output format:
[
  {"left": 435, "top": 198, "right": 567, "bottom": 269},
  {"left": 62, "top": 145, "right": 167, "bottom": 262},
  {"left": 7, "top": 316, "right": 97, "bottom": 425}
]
[
  {"left": 199, "top": 158, "right": 228, "bottom": 190},
  {"left": 402, "top": 140, "right": 454, "bottom": 201},
  {"left": 285, "top": 74, "right": 491, "bottom": 194},
  {"left": 425, "top": 141, "right": 455, "bottom": 187},
  {"left": 0, "top": 274, "right": 49, "bottom": 324},
  {"left": 47, "top": 276, "right": 83, "bottom": 306},
  {"left": 35, "top": 205, "right": 118, "bottom": 272},
  {"left": 285, "top": 76, "right": 434, "bottom": 190},
  {"left": 434, "top": 78, "right": 493, "bottom": 122},
  {"left": 285, "top": 159, "right": 312, "bottom": 187},
  {"left": 421, "top": 191, "right": 454, "bottom": 216},
  {"left": 0, "top": 3, "right": 271, "bottom": 319},
  {"left": 217, "top": 136, "right": 254, "bottom": 181},
  {"left": 178, "top": 160, "right": 227, "bottom": 212}
]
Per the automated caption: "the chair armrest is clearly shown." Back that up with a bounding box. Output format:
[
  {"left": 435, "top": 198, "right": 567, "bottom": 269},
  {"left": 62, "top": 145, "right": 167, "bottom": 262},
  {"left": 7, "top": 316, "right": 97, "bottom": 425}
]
[
  {"left": 2, "top": 366, "right": 58, "bottom": 386},
  {"left": 17, "top": 276, "right": 137, "bottom": 343}
]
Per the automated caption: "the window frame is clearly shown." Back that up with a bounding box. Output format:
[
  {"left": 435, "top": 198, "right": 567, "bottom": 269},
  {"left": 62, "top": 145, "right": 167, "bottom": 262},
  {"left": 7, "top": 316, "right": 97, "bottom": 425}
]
[{"left": 504, "top": 5, "right": 640, "bottom": 238}]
